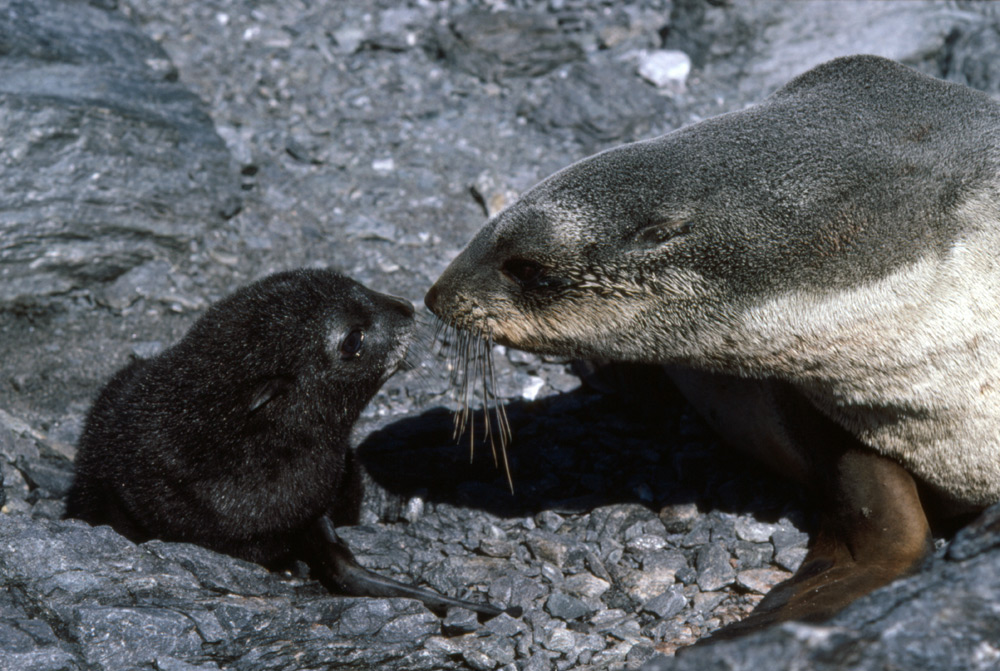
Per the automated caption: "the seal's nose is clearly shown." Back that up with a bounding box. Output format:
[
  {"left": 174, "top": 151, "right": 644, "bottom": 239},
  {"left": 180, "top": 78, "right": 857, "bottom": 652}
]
[{"left": 424, "top": 283, "right": 439, "bottom": 313}]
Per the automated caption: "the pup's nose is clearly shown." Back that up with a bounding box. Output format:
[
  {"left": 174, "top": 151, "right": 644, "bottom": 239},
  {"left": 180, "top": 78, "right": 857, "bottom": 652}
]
[{"left": 383, "top": 294, "right": 414, "bottom": 320}]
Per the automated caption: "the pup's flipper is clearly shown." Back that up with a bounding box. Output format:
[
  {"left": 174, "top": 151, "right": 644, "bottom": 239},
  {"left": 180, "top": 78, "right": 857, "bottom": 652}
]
[{"left": 305, "top": 515, "right": 523, "bottom": 619}]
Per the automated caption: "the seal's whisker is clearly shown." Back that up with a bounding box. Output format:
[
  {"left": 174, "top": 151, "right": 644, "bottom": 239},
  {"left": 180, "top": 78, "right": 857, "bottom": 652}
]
[
  {"left": 458, "top": 330, "right": 475, "bottom": 441},
  {"left": 487, "top": 342, "right": 512, "bottom": 448},
  {"left": 480, "top": 337, "right": 497, "bottom": 468},
  {"left": 484, "top": 333, "right": 514, "bottom": 492},
  {"left": 468, "top": 334, "right": 482, "bottom": 462},
  {"left": 450, "top": 328, "right": 465, "bottom": 437},
  {"left": 430, "top": 320, "right": 515, "bottom": 490}
]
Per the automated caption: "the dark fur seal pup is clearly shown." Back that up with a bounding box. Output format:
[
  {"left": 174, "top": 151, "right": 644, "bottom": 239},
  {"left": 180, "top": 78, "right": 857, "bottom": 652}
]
[
  {"left": 66, "top": 268, "right": 515, "bottom": 618},
  {"left": 425, "top": 55, "right": 1000, "bottom": 636}
]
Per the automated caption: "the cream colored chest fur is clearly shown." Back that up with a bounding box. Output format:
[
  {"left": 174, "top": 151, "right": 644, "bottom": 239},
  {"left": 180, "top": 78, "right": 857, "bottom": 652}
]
[{"left": 732, "top": 219, "right": 1000, "bottom": 508}]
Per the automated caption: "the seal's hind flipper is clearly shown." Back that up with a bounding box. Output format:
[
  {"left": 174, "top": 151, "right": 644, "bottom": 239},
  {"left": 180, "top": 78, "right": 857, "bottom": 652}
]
[{"left": 705, "top": 448, "right": 932, "bottom": 641}]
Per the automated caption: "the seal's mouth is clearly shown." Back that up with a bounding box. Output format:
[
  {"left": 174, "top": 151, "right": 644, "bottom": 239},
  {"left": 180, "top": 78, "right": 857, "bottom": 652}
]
[{"left": 379, "top": 331, "right": 414, "bottom": 383}]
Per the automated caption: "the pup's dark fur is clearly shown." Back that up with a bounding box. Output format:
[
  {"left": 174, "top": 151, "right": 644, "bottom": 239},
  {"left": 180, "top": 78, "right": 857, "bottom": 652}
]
[{"left": 67, "top": 269, "right": 514, "bottom": 617}]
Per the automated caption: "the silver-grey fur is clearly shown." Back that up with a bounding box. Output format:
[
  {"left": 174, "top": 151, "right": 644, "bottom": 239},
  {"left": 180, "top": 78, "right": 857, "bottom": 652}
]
[{"left": 426, "top": 55, "right": 1000, "bottom": 512}]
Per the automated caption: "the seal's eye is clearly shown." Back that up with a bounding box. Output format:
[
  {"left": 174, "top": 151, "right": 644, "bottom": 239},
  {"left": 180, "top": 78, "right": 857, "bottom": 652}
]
[
  {"left": 339, "top": 329, "right": 365, "bottom": 359},
  {"left": 501, "top": 258, "right": 545, "bottom": 288},
  {"left": 636, "top": 220, "right": 694, "bottom": 245}
]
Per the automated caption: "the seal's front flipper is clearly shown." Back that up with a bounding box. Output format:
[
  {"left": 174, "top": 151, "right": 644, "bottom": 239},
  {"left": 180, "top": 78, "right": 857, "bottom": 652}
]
[
  {"left": 707, "top": 448, "right": 933, "bottom": 641},
  {"left": 303, "top": 515, "right": 522, "bottom": 620}
]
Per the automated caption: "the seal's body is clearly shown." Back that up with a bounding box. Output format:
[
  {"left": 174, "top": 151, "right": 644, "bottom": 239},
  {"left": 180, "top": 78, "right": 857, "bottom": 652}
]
[
  {"left": 425, "top": 55, "right": 1000, "bottom": 634},
  {"left": 67, "top": 269, "right": 514, "bottom": 618}
]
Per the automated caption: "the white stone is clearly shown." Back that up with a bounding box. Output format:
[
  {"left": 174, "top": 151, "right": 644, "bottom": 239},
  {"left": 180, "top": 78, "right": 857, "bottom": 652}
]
[
  {"left": 637, "top": 50, "right": 691, "bottom": 94},
  {"left": 521, "top": 376, "right": 545, "bottom": 401}
]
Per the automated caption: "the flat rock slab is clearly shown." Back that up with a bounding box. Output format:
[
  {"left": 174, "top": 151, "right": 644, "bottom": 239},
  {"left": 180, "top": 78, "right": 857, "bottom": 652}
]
[{"left": 0, "top": 0, "right": 239, "bottom": 308}]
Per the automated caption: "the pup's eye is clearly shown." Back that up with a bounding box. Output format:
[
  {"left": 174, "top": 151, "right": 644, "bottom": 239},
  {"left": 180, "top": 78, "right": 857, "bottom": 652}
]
[
  {"left": 636, "top": 220, "right": 694, "bottom": 245},
  {"left": 339, "top": 329, "right": 365, "bottom": 359},
  {"left": 501, "top": 258, "right": 545, "bottom": 288}
]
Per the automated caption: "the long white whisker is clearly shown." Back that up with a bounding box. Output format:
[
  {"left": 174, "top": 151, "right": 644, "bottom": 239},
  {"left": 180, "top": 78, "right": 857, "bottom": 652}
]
[{"left": 430, "top": 319, "right": 515, "bottom": 491}]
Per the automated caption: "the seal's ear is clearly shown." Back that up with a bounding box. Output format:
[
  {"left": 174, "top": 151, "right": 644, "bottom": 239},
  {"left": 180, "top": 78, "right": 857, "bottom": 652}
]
[
  {"left": 249, "top": 376, "right": 295, "bottom": 412},
  {"left": 632, "top": 219, "right": 694, "bottom": 247}
]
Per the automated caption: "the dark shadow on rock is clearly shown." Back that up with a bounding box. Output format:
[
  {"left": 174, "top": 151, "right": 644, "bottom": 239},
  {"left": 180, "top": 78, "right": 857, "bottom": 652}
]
[{"left": 358, "top": 365, "right": 813, "bottom": 529}]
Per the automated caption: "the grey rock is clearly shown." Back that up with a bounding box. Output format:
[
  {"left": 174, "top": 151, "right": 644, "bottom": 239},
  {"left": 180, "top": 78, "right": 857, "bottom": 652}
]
[
  {"left": 641, "top": 506, "right": 1000, "bottom": 671},
  {"left": 75, "top": 606, "right": 204, "bottom": 669},
  {"left": 473, "top": 633, "right": 516, "bottom": 667},
  {"left": 479, "top": 538, "right": 516, "bottom": 558},
  {"left": 944, "top": 21, "right": 1000, "bottom": 98},
  {"left": 679, "top": 0, "right": 983, "bottom": 99},
  {"left": 771, "top": 526, "right": 810, "bottom": 553},
  {"left": 734, "top": 540, "right": 774, "bottom": 569},
  {"left": 734, "top": 517, "right": 778, "bottom": 543},
  {"left": 520, "top": 61, "right": 674, "bottom": 147},
  {"left": 695, "top": 542, "right": 736, "bottom": 592},
  {"left": 774, "top": 546, "right": 808, "bottom": 573},
  {"left": 542, "top": 624, "right": 578, "bottom": 654},
  {"left": 642, "top": 586, "right": 687, "bottom": 619},
  {"left": 461, "top": 648, "right": 496, "bottom": 671},
  {"left": 635, "top": 49, "right": 692, "bottom": 93},
  {"left": 13, "top": 453, "right": 73, "bottom": 498},
  {"left": 442, "top": 607, "right": 479, "bottom": 636},
  {"left": 545, "top": 591, "right": 592, "bottom": 621},
  {"left": 489, "top": 614, "right": 529, "bottom": 642},
  {"left": 535, "top": 509, "right": 565, "bottom": 532},
  {"left": 626, "top": 532, "right": 670, "bottom": 554},
  {"left": 680, "top": 518, "right": 712, "bottom": 548},
  {"left": 432, "top": 8, "right": 584, "bottom": 82},
  {"left": 131, "top": 341, "right": 165, "bottom": 359},
  {"left": 736, "top": 568, "right": 789, "bottom": 595},
  {"left": 947, "top": 505, "right": 1000, "bottom": 561},
  {"left": 526, "top": 530, "right": 571, "bottom": 568},
  {"left": 523, "top": 651, "right": 555, "bottom": 671},
  {"left": 0, "top": 0, "right": 238, "bottom": 309},
  {"left": 658, "top": 502, "right": 700, "bottom": 534}
]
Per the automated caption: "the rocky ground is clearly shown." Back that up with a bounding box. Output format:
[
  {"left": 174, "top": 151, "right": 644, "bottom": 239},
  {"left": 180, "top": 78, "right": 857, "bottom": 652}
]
[{"left": 2, "top": 1, "right": 1000, "bottom": 670}]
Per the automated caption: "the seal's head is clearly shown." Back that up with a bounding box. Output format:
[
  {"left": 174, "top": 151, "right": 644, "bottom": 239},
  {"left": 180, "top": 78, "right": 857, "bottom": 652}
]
[
  {"left": 177, "top": 269, "right": 416, "bottom": 433},
  {"left": 426, "top": 55, "right": 999, "bottom": 372}
]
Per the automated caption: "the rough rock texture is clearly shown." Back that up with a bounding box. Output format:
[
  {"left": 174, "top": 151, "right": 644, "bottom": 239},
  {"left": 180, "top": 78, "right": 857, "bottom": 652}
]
[
  {"left": 0, "top": 0, "right": 240, "bottom": 307},
  {"left": 643, "top": 504, "right": 1000, "bottom": 671},
  {"left": 2, "top": 0, "right": 1000, "bottom": 670}
]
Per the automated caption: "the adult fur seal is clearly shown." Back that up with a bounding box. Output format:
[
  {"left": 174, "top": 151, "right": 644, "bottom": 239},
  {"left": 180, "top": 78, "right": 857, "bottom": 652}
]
[
  {"left": 66, "top": 268, "right": 516, "bottom": 618},
  {"left": 425, "top": 55, "right": 1000, "bottom": 635}
]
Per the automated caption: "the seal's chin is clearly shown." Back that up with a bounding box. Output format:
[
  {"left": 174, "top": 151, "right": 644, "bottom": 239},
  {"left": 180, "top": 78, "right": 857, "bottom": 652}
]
[{"left": 378, "top": 343, "right": 412, "bottom": 383}]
